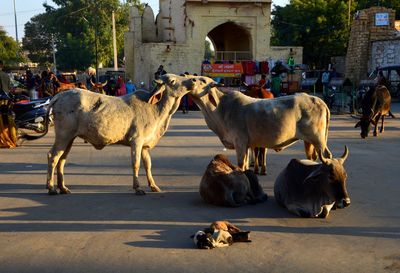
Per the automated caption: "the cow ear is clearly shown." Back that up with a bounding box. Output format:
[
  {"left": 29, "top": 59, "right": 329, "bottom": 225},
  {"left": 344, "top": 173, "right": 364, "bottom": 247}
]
[
  {"left": 208, "top": 93, "right": 218, "bottom": 107},
  {"left": 354, "top": 121, "right": 361, "bottom": 128},
  {"left": 148, "top": 87, "right": 165, "bottom": 104},
  {"left": 303, "top": 170, "right": 324, "bottom": 185}
]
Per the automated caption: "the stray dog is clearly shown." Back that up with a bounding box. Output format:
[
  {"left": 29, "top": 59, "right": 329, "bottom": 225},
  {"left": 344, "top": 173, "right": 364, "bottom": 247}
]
[
  {"left": 199, "top": 154, "right": 268, "bottom": 207},
  {"left": 192, "top": 221, "right": 251, "bottom": 249}
]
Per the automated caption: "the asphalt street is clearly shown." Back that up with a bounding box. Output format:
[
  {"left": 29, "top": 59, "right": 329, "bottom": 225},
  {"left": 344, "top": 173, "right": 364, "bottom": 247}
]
[{"left": 1, "top": 103, "right": 400, "bottom": 273}]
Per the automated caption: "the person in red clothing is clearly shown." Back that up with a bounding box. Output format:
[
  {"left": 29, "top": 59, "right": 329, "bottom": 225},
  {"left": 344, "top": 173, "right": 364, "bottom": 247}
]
[{"left": 258, "top": 74, "right": 267, "bottom": 87}]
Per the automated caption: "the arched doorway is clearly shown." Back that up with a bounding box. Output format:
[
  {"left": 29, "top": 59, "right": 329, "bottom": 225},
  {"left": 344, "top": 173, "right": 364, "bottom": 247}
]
[{"left": 205, "top": 22, "right": 252, "bottom": 62}]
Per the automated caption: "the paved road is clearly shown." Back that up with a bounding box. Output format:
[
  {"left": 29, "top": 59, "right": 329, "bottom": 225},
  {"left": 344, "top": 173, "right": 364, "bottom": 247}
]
[{"left": 1, "top": 104, "right": 400, "bottom": 273}]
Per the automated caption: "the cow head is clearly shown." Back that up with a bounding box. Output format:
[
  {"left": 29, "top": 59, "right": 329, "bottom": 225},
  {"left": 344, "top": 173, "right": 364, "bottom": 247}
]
[
  {"left": 90, "top": 80, "right": 108, "bottom": 94},
  {"left": 149, "top": 74, "right": 195, "bottom": 104},
  {"left": 355, "top": 114, "right": 376, "bottom": 138},
  {"left": 186, "top": 76, "right": 222, "bottom": 109},
  {"left": 306, "top": 146, "right": 351, "bottom": 209}
]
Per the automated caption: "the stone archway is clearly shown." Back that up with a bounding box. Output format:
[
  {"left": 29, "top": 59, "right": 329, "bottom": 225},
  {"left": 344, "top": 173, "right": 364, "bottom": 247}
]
[{"left": 206, "top": 22, "right": 252, "bottom": 61}]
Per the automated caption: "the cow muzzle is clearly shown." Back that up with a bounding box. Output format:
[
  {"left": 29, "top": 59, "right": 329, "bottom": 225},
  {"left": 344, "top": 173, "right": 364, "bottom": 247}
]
[{"left": 336, "top": 198, "right": 351, "bottom": 209}]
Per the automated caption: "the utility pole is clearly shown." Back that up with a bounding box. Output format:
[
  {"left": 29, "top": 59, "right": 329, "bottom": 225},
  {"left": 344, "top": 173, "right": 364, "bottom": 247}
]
[
  {"left": 13, "top": 0, "right": 19, "bottom": 43},
  {"left": 52, "top": 34, "right": 57, "bottom": 74},
  {"left": 95, "top": 12, "right": 99, "bottom": 83},
  {"left": 112, "top": 11, "right": 118, "bottom": 71},
  {"left": 348, "top": 0, "right": 352, "bottom": 27}
]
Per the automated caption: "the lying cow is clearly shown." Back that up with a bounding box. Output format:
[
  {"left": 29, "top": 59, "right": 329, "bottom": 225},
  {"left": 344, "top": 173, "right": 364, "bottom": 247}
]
[
  {"left": 199, "top": 154, "right": 267, "bottom": 207},
  {"left": 22, "top": 74, "right": 194, "bottom": 195},
  {"left": 188, "top": 76, "right": 332, "bottom": 172},
  {"left": 355, "top": 85, "right": 395, "bottom": 138},
  {"left": 274, "top": 146, "right": 350, "bottom": 218}
]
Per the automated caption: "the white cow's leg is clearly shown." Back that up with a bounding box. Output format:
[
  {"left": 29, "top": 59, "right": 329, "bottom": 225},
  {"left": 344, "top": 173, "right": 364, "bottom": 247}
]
[
  {"left": 253, "top": 148, "right": 260, "bottom": 174},
  {"left": 130, "top": 142, "right": 145, "bottom": 195},
  {"left": 56, "top": 139, "right": 74, "bottom": 194},
  {"left": 260, "top": 148, "right": 267, "bottom": 175},
  {"left": 236, "top": 145, "right": 248, "bottom": 171},
  {"left": 318, "top": 203, "right": 335, "bottom": 218},
  {"left": 141, "top": 148, "right": 161, "bottom": 192},
  {"left": 47, "top": 137, "right": 74, "bottom": 195},
  {"left": 304, "top": 141, "right": 317, "bottom": 161}
]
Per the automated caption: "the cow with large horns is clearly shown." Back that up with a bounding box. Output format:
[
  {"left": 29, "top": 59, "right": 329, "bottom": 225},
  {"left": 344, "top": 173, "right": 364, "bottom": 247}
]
[
  {"left": 274, "top": 146, "right": 350, "bottom": 218},
  {"left": 21, "top": 74, "right": 195, "bottom": 195},
  {"left": 355, "top": 85, "right": 395, "bottom": 138},
  {"left": 90, "top": 80, "right": 108, "bottom": 94},
  {"left": 187, "top": 76, "right": 332, "bottom": 172}
]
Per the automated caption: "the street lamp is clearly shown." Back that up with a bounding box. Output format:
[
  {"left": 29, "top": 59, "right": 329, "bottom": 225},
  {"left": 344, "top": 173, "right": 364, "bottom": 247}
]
[{"left": 13, "top": 0, "right": 19, "bottom": 43}]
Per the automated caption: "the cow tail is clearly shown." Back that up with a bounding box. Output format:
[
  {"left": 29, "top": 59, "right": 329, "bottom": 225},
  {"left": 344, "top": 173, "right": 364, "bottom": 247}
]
[
  {"left": 324, "top": 105, "right": 332, "bottom": 158},
  {"left": 19, "top": 96, "right": 57, "bottom": 141}
]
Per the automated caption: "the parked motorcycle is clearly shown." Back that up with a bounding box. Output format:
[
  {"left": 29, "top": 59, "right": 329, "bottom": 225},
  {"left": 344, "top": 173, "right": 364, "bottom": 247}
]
[{"left": 0, "top": 92, "right": 50, "bottom": 136}]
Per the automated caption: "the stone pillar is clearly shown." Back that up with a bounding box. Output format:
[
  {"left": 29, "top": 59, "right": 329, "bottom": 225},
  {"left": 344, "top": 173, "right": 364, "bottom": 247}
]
[{"left": 124, "top": 6, "right": 142, "bottom": 83}]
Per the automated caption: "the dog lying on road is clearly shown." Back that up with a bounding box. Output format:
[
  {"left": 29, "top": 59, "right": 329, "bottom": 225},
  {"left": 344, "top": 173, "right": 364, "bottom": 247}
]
[{"left": 192, "top": 221, "right": 251, "bottom": 249}]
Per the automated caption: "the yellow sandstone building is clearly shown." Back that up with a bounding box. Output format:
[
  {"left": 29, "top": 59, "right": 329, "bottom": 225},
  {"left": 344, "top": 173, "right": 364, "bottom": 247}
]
[{"left": 124, "top": 0, "right": 302, "bottom": 87}]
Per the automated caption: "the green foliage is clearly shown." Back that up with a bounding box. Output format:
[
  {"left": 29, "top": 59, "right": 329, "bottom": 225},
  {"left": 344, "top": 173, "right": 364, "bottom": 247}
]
[
  {"left": 272, "top": 0, "right": 350, "bottom": 68},
  {"left": 0, "top": 27, "right": 23, "bottom": 65},
  {"left": 22, "top": 0, "right": 143, "bottom": 70}
]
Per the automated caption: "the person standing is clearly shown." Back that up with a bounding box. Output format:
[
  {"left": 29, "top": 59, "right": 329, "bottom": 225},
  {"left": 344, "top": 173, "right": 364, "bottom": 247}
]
[
  {"left": 0, "top": 60, "right": 11, "bottom": 98},
  {"left": 125, "top": 79, "right": 136, "bottom": 94},
  {"left": 0, "top": 60, "right": 17, "bottom": 148},
  {"left": 154, "top": 65, "right": 167, "bottom": 80}
]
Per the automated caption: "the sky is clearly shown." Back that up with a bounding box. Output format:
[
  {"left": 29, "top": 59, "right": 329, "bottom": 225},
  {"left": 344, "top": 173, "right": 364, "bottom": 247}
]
[{"left": 0, "top": 0, "right": 289, "bottom": 41}]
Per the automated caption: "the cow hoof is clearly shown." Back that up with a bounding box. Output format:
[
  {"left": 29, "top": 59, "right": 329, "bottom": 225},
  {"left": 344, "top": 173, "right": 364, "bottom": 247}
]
[
  {"left": 260, "top": 171, "right": 267, "bottom": 176},
  {"left": 373, "top": 132, "right": 377, "bottom": 137},
  {"left": 135, "top": 189, "right": 146, "bottom": 196},
  {"left": 59, "top": 188, "right": 71, "bottom": 194},
  {"left": 48, "top": 189, "right": 58, "bottom": 195},
  {"left": 150, "top": 186, "right": 162, "bottom": 192}
]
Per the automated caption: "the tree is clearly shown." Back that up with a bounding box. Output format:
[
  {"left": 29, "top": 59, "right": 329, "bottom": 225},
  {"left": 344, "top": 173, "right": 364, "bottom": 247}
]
[
  {"left": 23, "top": 0, "right": 143, "bottom": 70},
  {"left": 22, "top": 14, "right": 54, "bottom": 66},
  {"left": 271, "top": 0, "right": 350, "bottom": 68},
  {"left": 0, "top": 27, "right": 23, "bottom": 65},
  {"left": 356, "top": 0, "right": 400, "bottom": 19}
]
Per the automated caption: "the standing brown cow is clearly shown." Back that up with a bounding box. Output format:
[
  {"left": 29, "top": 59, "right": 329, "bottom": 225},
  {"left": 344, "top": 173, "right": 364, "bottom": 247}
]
[{"left": 355, "top": 85, "right": 395, "bottom": 138}]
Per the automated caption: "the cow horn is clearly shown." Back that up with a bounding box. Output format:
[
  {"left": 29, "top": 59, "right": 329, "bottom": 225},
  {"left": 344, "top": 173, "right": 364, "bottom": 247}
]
[
  {"left": 318, "top": 149, "right": 329, "bottom": 165},
  {"left": 101, "top": 80, "right": 108, "bottom": 87},
  {"left": 338, "top": 145, "right": 349, "bottom": 164}
]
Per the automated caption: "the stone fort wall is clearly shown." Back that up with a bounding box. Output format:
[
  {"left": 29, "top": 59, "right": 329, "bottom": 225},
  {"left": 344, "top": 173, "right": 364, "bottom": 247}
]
[{"left": 345, "top": 7, "right": 398, "bottom": 84}]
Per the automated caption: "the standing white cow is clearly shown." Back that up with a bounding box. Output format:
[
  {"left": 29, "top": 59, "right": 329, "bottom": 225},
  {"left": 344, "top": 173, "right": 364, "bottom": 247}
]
[
  {"left": 188, "top": 76, "right": 332, "bottom": 171},
  {"left": 23, "top": 74, "right": 193, "bottom": 195}
]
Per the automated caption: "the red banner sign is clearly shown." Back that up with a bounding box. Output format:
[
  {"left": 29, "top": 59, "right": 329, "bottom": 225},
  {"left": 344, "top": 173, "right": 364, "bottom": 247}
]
[{"left": 202, "top": 63, "right": 243, "bottom": 77}]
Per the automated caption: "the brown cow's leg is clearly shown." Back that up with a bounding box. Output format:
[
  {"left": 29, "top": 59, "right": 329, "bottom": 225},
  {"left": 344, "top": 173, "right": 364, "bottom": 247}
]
[
  {"left": 56, "top": 139, "right": 74, "bottom": 194},
  {"left": 373, "top": 114, "right": 381, "bottom": 136},
  {"left": 380, "top": 115, "right": 385, "bottom": 133},
  {"left": 131, "top": 142, "right": 145, "bottom": 195},
  {"left": 141, "top": 148, "right": 161, "bottom": 192}
]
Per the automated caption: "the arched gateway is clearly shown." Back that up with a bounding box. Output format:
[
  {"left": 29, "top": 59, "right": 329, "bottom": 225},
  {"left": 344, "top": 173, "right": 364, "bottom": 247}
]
[{"left": 124, "top": 0, "right": 302, "bottom": 87}]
